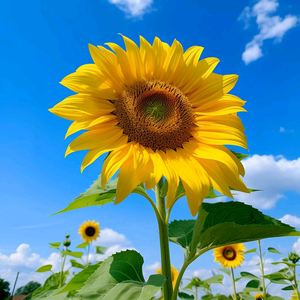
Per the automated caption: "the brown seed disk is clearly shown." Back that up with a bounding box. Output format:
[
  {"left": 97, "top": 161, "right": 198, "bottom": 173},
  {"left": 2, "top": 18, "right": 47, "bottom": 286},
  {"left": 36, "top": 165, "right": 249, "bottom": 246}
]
[
  {"left": 222, "top": 247, "right": 237, "bottom": 261},
  {"left": 114, "top": 80, "right": 195, "bottom": 152}
]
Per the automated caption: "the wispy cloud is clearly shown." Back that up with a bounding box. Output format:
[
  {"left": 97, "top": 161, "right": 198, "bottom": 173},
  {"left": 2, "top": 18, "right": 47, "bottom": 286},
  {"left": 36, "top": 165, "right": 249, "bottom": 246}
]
[
  {"left": 279, "top": 126, "right": 294, "bottom": 133},
  {"left": 280, "top": 214, "right": 300, "bottom": 228},
  {"left": 13, "top": 222, "right": 64, "bottom": 229},
  {"left": 238, "top": 0, "right": 299, "bottom": 64},
  {"left": 108, "top": 0, "right": 154, "bottom": 18}
]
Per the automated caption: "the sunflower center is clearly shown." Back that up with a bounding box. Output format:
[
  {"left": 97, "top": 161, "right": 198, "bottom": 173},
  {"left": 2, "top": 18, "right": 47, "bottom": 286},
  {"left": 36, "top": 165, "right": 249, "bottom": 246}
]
[
  {"left": 85, "top": 226, "right": 96, "bottom": 237},
  {"left": 115, "top": 80, "right": 194, "bottom": 152},
  {"left": 223, "top": 247, "right": 237, "bottom": 261}
]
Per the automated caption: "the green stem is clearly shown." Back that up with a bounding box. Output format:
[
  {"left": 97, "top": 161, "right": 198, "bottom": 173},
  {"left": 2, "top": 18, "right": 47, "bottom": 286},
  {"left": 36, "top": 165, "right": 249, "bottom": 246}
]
[
  {"left": 59, "top": 247, "right": 67, "bottom": 288},
  {"left": 156, "top": 178, "right": 173, "bottom": 300},
  {"left": 293, "top": 266, "right": 300, "bottom": 299},
  {"left": 86, "top": 243, "right": 90, "bottom": 266},
  {"left": 195, "top": 286, "right": 198, "bottom": 300},
  {"left": 172, "top": 261, "right": 189, "bottom": 300},
  {"left": 257, "top": 240, "right": 267, "bottom": 299},
  {"left": 230, "top": 267, "right": 237, "bottom": 300},
  {"left": 221, "top": 283, "right": 233, "bottom": 299}
]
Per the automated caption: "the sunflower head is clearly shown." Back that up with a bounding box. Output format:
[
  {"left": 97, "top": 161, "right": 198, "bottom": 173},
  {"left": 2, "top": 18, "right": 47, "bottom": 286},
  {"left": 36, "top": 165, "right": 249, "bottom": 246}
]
[
  {"left": 156, "top": 265, "right": 179, "bottom": 288},
  {"left": 50, "top": 35, "right": 249, "bottom": 216},
  {"left": 254, "top": 293, "right": 264, "bottom": 300},
  {"left": 78, "top": 220, "right": 100, "bottom": 243},
  {"left": 213, "top": 243, "right": 246, "bottom": 268},
  {"left": 289, "top": 252, "right": 300, "bottom": 264}
]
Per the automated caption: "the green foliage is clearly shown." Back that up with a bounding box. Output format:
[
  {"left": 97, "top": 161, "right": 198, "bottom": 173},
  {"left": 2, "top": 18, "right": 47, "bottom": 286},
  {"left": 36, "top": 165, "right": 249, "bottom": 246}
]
[
  {"left": 95, "top": 246, "right": 106, "bottom": 254},
  {"left": 51, "top": 175, "right": 151, "bottom": 215},
  {"left": 203, "top": 275, "right": 224, "bottom": 284},
  {"left": 76, "top": 242, "right": 89, "bottom": 249},
  {"left": 36, "top": 265, "right": 52, "bottom": 272},
  {"left": 178, "top": 291, "right": 195, "bottom": 299},
  {"left": 75, "top": 250, "right": 164, "bottom": 300},
  {"left": 49, "top": 242, "right": 61, "bottom": 249},
  {"left": 268, "top": 247, "right": 282, "bottom": 255},
  {"left": 15, "top": 281, "right": 41, "bottom": 295},
  {"left": 61, "top": 251, "right": 83, "bottom": 258},
  {"left": 70, "top": 259, "right": 86, "bottom": 269},
  {"left": 169, "top": 201, "right": 300, "bottom": 259},
  {"left": 0, "top": 278, "right": 10, "bottom": 300},
  {"left": 244, "top": 248, "right": 257, "bottom": 255}
]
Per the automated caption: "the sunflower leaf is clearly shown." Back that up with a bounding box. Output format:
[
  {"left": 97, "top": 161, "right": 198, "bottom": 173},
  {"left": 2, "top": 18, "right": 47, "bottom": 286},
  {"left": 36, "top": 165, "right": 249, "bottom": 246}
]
[
  {"left": 230, "top": 150, "right": 250, "bottom": 161},
  {"left": 95, "top": 246, "right": 107, "bottom": 254},
  {"left": 61, "top": 251, "right": 83, "bottom": 258},
  {"left": 50, "top": 174, "right": 150, "bottom": 215},
  {"left": 240, "top": 272, "right": 260, "bottom": 280},
  {"left": 70, "top": 259, "right": 86, "bottom": 269},
  {"left": 281, "top": 285, "right": 294, "bottom": 290},
  {"left": 268, "top": 247, "right": 282, "bottom": 254},
  {"left": 76, "top": 242, "right": 89, "bottom": 249},
  {"left": 36, "top": 265, "right": 52, "bottom": 273},
  {"left": 169, "top": 220, "right": 196, "bottom": 249},
  {"left": 244, "top": 248, "right": 257, "bottom": 254},
  {"left": 75, "top": 250, "right": 165, "bottom": 300},
  {"left": 49, "top": 242, "right": 61, "bottom": 249},
  {"left": 178, "top": 291, "right": 195, "bottom": 299},
  {"left": 202, "top": 275, "right": 224, "bottom": 284}
]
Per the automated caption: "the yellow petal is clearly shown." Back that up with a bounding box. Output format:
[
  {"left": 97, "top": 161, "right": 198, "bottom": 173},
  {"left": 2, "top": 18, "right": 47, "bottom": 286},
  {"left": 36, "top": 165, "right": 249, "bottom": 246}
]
[
  {"left": 106, "top": 42, "right": 135, "bottom": 86},
  {"left": 115, "top": 144, "right": 154, "bottom": 204},
  {"left": 120, "top": 34, "right": 144, "bottom": 81},
  {"left": 81, "top": 135, "right": 128, "bottom": 172},
  {"left": 162, "top": 39, "right": 184, "bottom": 83},
  {"left": 188, "top": 74, "right": 238, "bottom": 106},
  {"left": 65, "top": 126, "right": 123, "bottom": 156},
  {"left": 181, "top": 58, "right": 220, "bottom": 94},
  {"left": 140, "top": 36, "right": 155, "bottom": 80},
  {"left": 101, "top": 143, "right": 134, "bottom": 188},
  {"left": 152, "top": 37, "right": 168, "bottom": 80},
  {"left": 49, "top": 94, "right": 115, "bottom": 121},
  {"left": 88, "top": 44, "right": 123, "bottom": 92}
]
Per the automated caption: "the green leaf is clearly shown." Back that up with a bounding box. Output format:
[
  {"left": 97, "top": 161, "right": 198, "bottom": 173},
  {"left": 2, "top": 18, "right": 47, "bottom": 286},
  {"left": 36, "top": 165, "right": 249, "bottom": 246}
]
[
  {"left": 192, "top": 201, "right": 300, "bottom": 251},
  {"left": 239, "top": 294, "right": 255, "bottom": 300},
  {"left": 175, "top": 181, "right": 185, "bottom": 198},
  {"left": 57, "top": 263, "right": 101, "bottom": 295},
  {"left": 160, "top": 180, "right": 168, "bottom": 198},
  {"left": 230, "top": 150, "right": 250, "bottom": 161},
  {"left": 36, "top": 265, "right": 52, "bottom": 272},
  {"left": 240, "top": 272, "right": 260, "bottom": 280},
  {"left": 243, "top": 280, "right": 261, "bottom": 292},
  {"left": 266, "top": 297, "right": 285, "bottom": 300},
  {"left": 77, "top": 250, "right": 154, "bottom": 299},
  {"left": 281, "top": 285, "right": 294, "bottom": 290},
  {"left": 268, "top": 247, "right": 282, "bottom": 254},
  {"left": 264, "top": 272, "right": 288, "bottom": 283},
  {"left": 169, "top": 220, "right": 195, "bottom": 249},
  {"left": 61, "top": 251, "right": 83, "bottom": 258},
  {"left": 178, "top": 292, "right": 195, "bottom": 299},
  {"left": 70, "top": 259, "right": 86, "bottom": 269},
  {"left": 49, "top": 242, "right": 61, "bottom": 249},
  {"left": 244, "top": 248, "right": 257, "bottom": 254},
  {"left": 219, "top": 269, "right": 230, "bottom": 276},
  {"left": 31, "top": 289, "right": 71, "bottom": 300},
  {"left": 203, "top": 275, "right": 224, "bottom": 284},
  {"left": 205, "top": 187, "right": 224, "bottom": 199},
  {"left": 96, "top": 246, "right": 107, "bottom": 255},
  {"left": 76, "top": 242, "right": 89, "bottom": 249}
]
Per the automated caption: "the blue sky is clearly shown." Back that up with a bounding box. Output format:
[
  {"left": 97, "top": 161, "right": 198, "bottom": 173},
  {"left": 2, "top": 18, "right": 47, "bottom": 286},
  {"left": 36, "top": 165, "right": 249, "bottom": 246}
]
[{"left": 1, "top": 0, "right": 300, "bottom": 298}]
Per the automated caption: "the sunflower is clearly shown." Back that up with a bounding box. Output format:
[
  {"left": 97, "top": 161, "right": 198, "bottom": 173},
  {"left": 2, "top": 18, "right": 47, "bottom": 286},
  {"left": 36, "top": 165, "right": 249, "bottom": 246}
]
[
  {"left": 291, "top": 291, "right": 299, "bottom": 300},
  {"left": 254, "top": 293, "right": 264, "bottom": 300},
  {"left": 213, "top": 243, "right": 246, "bottom": 268},
  {"left": 78, "top": 220, "right": 100, "bottom": 243},
  {"left": 50, "top": 35, "right": 249, "bottom": 216},
  {"left": 156, "top": 265, "right": 179, "bottom": 288}
]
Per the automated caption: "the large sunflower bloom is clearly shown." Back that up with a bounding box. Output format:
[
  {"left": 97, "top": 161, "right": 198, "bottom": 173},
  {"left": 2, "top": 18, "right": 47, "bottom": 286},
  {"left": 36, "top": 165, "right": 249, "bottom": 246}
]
[
  {"left": 254, "top": 293, "right": 264, "bottom": 300},
  {"left": 213, "top": 243, "right": 246, "bottom": 268},
  {"left": 50, "top": 35, "right": 249, "bottom": 216}
]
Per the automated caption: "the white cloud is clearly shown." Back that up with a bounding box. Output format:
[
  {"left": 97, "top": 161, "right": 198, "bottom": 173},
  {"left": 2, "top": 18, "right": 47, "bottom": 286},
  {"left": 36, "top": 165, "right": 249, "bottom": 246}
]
[
  {"left": 293, "top": 238, "right": 300, "bottom": 252},
  {"left": 279, "top": 126, "right": 294, "bottom": 133},
  {"left": 145, "top": 261, "right": 160, "bottom": 271},
  {"left": 108, "top": 0, "right": 153, "bottom": 18},
  {"left": 239, "top": 0, "right": 299, "bottom": 64},
  {"left": 280, "top": 214, "right": 300, "bottom": 228},
  {"left": 279, "top": 126, "right": 285, "bottom": 132},
  {"left": 94, "top": 228, "right": 130, "bottom": 246},
  {"left": 235, "top": 154, "right": 300, "bottom": 209}
]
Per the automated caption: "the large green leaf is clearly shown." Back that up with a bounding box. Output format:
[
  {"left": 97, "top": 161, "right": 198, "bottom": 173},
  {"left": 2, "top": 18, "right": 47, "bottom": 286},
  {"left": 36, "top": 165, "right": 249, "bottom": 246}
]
[
  {"left": 203, "top": 275, "right": 224, "bottom": 284},
  {"left": 193, "top": 201, "right": 300, "bottom": 251},
  {"left": 57, "top": 263, "right": 101, "bottom": 294},
  {"left": 169, "top": 220, "right": 195, "bottom": 249},
  {"left": 61, "top": 251, "right": 83, "bottom": 258},
  {"left": 70, "top": 259, "right": 86, "bottom": 269},
  {"left": 76, "top": 250, "right": 164, "bottom": 300},
  {"left": 31, "top": 289, "right": 71, "bottom": 300},
  {"left": 50, "top": 175, "right": 150, "bottom": 215},
  {"left": 36, "top": 265, "right": 52, "bottom": 273}
]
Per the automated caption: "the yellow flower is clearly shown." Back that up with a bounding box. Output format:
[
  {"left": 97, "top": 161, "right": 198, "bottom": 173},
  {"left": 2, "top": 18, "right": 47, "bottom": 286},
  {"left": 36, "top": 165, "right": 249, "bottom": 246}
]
[
  {"left": 213, "top": 243, "right": 246, "bottom": 268},
  {"left": 50, "top": 35, "right": 249, "bottom": 216},
  {"left": 156, "top": 265, "right": 179, "bottom": 288},
  {"left": 78, "top": 220, "right": 100, "bottom": 243},
  {"left": 291, "top": 291, "right": 299, "bottom": 300},
  {"left": 254, "top": 293, "right": 264, "bottom": 300}
]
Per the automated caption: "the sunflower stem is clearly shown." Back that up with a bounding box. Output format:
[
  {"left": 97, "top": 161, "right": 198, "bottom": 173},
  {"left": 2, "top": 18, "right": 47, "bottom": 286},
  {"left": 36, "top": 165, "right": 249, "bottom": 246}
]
[
  {"left": 257, "top": 240, "right": 267, "bottom": 299},
  {"left": 293, "top": 265, "right": 300, "bottom": 299},
  {"left": 86, "top": 243, "right": 90, "bottom": 266},
  {"left": 59, "top": 246, "right": 67, "bottom": 288},
  {"left": 156, "top": 178, "right": 173, "bottom": 300},
  {"left": 230, "top": 267, "right": 237, "bottom": 300}
]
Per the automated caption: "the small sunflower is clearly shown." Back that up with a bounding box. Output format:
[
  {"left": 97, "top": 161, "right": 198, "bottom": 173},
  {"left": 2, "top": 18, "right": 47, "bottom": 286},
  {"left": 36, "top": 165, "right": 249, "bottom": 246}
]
[
  {"left": 291, "top": 291, "right": 299, "bottom": 300},
  {"left": 50, "top": 35, "right": 249, "bottom": 216},
  {"left": 78, "top": 220, "right": 100, "bottom": 243},
  {"left": 156, "top": 265, "right": 179, "bottom": 288},
  {"left": 254, "top": 293, "right": 264, "bottom": 300},
  {"left": 213, "top": 243, "right": 246, "bottom": 268}
]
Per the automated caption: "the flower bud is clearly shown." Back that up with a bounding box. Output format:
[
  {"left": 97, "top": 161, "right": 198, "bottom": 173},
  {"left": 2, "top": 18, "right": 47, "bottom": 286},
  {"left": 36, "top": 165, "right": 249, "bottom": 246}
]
[
  {"left": 64, "top": 239, "right": 71, "bottom": 247},
  {"left": 65, "top": 234, "right": 70, "bottom": 238},
  {"left": 288, "top": 252, "right": 300, "bottom": 264}
]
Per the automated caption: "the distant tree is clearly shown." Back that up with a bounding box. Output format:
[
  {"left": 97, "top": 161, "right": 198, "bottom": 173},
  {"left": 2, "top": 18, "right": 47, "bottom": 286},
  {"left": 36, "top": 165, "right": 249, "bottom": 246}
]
[
  {"left": 0, "top": 278, "right": 10, "bottom": 299},
  {"left": 15, "top": 281, "right": 41, "bottom": 295}
]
